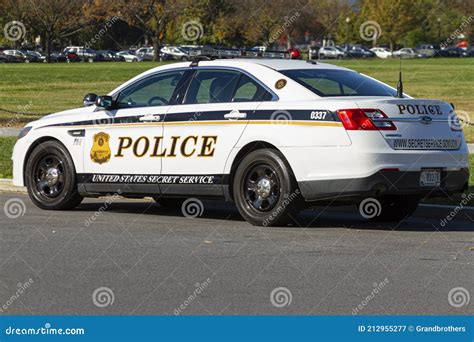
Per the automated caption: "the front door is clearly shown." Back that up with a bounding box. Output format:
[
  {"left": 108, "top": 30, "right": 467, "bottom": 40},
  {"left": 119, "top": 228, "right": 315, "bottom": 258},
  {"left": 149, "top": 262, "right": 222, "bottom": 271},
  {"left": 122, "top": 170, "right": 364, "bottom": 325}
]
[{"left": 81, "top": 70, "right": 186, "bottom": 195}]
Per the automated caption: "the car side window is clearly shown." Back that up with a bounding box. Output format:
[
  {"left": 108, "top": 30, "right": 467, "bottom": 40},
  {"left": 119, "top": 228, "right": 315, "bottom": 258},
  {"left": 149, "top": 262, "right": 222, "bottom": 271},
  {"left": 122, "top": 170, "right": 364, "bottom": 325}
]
[
  {"left": 232, "top": 74, "right": 273, "bottom": 102},
  {"left": 117, "top": 71, "right": 184, "bottom": 108},
  {"left": 184, "top": 69, "right": 240, "bottom": 104}
]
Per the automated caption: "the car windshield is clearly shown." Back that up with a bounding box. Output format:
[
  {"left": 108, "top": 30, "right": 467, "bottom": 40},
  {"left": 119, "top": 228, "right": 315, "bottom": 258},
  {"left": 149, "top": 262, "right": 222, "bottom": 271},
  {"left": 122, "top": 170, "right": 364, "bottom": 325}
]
[{"left": 280, "top": 69, "right": 397, "bottom": 97}]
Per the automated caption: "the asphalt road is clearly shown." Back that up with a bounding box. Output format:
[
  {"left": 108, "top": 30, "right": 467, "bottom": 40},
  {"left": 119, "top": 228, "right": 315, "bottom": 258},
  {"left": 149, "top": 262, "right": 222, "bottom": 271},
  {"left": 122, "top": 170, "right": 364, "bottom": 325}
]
[{"left": 0, "top": 192, "right": 472, "bottom": 316}]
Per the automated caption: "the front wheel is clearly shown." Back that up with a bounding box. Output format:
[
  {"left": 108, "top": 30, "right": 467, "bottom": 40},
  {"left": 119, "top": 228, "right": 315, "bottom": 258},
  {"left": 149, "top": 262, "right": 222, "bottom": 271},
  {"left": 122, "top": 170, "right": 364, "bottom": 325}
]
[
  {"left": 25, "top": 140, "right": 83, "bottom": 210},
  {"left": 232, "top": 149, "right": 303, "bottom": 226}
]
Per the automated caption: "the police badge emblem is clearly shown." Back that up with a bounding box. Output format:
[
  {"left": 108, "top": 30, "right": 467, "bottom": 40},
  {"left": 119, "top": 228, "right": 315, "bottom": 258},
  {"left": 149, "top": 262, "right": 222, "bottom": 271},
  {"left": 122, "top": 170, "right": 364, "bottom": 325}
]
[
  {"left": 275, "top": 79, "right": 287, "bottom": 89},
  {"left": 90, "top": 132, "right": 111, "bottom": 164}
]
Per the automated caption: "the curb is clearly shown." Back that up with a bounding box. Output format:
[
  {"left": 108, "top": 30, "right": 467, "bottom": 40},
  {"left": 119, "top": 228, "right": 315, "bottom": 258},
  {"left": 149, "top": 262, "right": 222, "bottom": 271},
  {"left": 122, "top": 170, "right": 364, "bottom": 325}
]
[{"left": 0, "top": 178, "right": 27, "bottom": 193}]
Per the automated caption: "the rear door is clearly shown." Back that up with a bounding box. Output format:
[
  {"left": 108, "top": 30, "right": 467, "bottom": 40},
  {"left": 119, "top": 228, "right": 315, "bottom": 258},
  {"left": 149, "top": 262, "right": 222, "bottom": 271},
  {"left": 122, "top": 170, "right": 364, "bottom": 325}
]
[
  {"left": 161, "top": 68, "right": 273, "bottom": 195},
  {"left": 355, "top": 98, "right": 463, "bottom": 150}
]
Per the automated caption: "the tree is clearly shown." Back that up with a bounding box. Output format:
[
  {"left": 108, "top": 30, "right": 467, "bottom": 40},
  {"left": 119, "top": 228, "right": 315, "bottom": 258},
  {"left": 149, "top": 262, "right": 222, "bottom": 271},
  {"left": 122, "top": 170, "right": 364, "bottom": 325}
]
[
  {"left": 111, "top": 0, "right": 189, "bottom": 61},
  {"left": 4, "top": 0, "right": 89, "bottom": 61},
  {"left": 359, "top": 0, "right": 421, "bottom": 50}
]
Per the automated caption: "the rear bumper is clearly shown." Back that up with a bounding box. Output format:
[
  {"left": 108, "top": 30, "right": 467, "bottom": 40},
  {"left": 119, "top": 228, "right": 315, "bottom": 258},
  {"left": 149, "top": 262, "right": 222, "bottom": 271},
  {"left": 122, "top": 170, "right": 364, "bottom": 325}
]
[{"left": 299, "top": 168, "right": 469, "bottom": 202}]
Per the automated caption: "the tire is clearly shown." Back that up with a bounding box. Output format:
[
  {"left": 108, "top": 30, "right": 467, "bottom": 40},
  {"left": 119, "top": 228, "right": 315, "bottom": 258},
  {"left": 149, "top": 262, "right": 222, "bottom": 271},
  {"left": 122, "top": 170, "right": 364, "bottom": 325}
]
[
  {"left": 25, "top": 140, "right": 83, "bottom": 210},
  {"left": 153, "top": 197, "right": 185, "bottom": 208},
  {"left": 363, "top": 196, "right": 419, "bottom": 222},
  {"left": 232, "top": 149, "right": 303, "bottom": 226}
]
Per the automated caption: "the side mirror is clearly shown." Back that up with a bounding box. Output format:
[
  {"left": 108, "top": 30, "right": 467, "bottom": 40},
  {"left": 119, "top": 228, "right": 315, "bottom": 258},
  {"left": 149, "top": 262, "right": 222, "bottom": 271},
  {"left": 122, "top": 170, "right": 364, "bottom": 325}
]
[
  {"left": 83, "top": 93, "right": 97, "bottom": 107},
  {"left": 95, "top": 95, "right": 114, "bottom": 110}
]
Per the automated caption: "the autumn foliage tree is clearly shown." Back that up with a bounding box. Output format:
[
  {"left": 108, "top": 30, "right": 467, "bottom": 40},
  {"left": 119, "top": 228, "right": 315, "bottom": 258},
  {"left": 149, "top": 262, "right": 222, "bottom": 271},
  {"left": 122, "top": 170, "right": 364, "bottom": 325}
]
[{"left": 5, "top": 0, "right": 90, "bottom": 61}]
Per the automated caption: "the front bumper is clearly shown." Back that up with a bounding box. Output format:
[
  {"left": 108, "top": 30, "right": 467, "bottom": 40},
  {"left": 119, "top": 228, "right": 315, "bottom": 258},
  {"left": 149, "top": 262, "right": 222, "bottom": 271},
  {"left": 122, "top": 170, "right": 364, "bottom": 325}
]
[{"left": 299, "top": 168, "right": 469, "bottom": 202}]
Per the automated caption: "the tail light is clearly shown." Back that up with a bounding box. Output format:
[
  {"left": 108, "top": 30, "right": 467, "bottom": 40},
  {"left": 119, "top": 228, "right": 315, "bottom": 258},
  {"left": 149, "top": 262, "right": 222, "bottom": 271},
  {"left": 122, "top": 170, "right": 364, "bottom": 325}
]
[{"left": 336, "top": 108, "right": 396, "bottom": 131}]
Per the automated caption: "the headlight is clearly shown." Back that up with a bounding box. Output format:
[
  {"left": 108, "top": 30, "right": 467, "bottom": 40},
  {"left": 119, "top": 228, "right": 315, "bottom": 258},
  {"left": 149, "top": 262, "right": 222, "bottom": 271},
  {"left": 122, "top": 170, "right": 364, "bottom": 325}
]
[{"left": 18, "top": 126, "right": 32, "bottom": 139}]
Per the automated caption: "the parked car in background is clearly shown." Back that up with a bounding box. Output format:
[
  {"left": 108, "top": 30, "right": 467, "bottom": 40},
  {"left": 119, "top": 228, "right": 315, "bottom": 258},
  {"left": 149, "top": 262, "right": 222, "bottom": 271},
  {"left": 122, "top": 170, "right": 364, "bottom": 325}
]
[
  {"left": 64, "top": 46, "right": 98, "bottom": 62},
  {"left": 370, "top": 47, "right": 393, "bottom": 58},
  {"left": 262, "top": 49, "right": 288, "bottom": 59},
  {"left": 416, "top": 44, "right": 440, "bottom": 57},
  {"left": 357, "top": 45, "right": 376, "bottom": 58},
  {"left": 439, "top": 46, "right": 473, "bottom": 58},
  {"left": 0, "top": 50, "right": 20, "bottom": 63},
  {"left": 184, "top": 45, "right": 214, "bottom": 58},
  {"left": 463, "top": 47, "right": 474, "bottom": 57},
  {"left": 161, "top": 46, "right": 190, "bottom": 61},
  {"left": 3, "top": 50, "right": 27, "bottom": 62},
  {"left": 24, "top": 50, "right": 46, "bottom": 63},
  {"left": 136, "top": 47, "right": 155, "bottom": 61},
  {"left": 116, "top": 51, "right": 142, "bottom": 62},
  {"left": 287, "top": 48, "right": 301, "bottom": 59},
  {"left": 309, "top": 45, "right": 321, "bottom": 59},
  {"left": 49, "top": 51, "right": 67, "bottom": 63},
  {"left": 214, "top": 46, "right": 242, "bottom": 59},
  {"left": 338, "top": 45, "right": 368, "bottom": 58},
  {"left": 318, "top": 46, "right": 345, "bottom": 59},
  {"left": 392, "top": 48, "right": 427, "bottom": 58}
]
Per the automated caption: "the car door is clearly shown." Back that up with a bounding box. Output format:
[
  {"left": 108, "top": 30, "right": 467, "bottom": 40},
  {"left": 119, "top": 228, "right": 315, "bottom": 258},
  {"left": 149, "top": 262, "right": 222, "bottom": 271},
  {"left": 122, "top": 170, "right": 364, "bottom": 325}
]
[
  {"left": 161, "top": 68, "right": 274, "bottom": 196},
  {"left": 81, "top": 69, "right": 187, "bottom": 195}
]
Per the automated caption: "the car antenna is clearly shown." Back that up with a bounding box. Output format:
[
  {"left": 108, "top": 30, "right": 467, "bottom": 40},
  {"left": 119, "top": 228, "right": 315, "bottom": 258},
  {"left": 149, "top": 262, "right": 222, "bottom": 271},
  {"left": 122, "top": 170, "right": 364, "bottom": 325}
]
[{"left": 396, "top": 57, "right": 403, "bottom": 98}]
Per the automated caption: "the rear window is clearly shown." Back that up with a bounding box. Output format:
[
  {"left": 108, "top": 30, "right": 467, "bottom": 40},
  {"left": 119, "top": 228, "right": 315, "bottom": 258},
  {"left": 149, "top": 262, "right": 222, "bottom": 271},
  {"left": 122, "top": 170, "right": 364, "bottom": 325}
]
[{"left": 280, "top": 69, "right": 397, "bottom": 97}]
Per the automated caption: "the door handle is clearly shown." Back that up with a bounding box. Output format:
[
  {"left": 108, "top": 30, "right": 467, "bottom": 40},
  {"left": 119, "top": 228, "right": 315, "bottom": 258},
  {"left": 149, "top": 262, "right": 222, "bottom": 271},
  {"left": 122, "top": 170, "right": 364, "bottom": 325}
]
[
  {"left": 224, "top": 110, "right": 247, "bottom": 120},
  {"left": 139, "top": 114, "right": 161, "bottom": 122}
]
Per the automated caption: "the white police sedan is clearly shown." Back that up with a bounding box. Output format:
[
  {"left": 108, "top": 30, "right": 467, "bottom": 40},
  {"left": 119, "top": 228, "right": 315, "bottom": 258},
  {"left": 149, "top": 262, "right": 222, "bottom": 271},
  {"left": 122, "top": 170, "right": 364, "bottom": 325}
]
[{"left": 12, "top": 59, "right": 469, "bottom": 226}]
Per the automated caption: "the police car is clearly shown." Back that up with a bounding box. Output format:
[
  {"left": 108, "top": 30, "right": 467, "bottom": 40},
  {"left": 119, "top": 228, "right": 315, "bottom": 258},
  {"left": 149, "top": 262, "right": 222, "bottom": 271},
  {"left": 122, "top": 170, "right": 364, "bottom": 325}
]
[{"left": 12, "top": 59, "right": 470, "bottom": 226}]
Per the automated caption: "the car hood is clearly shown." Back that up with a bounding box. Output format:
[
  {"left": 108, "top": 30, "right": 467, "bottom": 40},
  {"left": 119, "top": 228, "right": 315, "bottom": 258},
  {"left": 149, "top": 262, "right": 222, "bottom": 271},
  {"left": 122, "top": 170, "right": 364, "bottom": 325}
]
[{"left": 29, "top": 106, "right": 96, "bottom": 129}]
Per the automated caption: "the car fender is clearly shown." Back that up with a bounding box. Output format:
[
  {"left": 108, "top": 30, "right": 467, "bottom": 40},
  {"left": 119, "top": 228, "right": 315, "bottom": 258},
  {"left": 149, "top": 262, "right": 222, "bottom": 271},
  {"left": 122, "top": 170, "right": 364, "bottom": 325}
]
[{"left": 13, "top": 127, "right": 83, "bottom": 187}]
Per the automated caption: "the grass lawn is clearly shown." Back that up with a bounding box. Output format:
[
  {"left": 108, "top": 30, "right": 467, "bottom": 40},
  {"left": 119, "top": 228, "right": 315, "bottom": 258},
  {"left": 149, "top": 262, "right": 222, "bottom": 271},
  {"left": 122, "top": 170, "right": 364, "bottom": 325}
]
[
  {"left": 0, "top": 58, "right": 473, "bottom": 141},
  {"left": 0, "top": 136, "right": 472, "bottom": 205},
  {"left": 0, "top": 137, "right": 16, "bottom": 178}
]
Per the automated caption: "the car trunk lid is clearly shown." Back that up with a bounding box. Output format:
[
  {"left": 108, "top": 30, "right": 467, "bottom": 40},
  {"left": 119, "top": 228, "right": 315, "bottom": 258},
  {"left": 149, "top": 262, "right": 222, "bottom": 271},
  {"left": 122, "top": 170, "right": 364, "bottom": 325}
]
[{"left": 353, "top": 98, "right": 463, "bottom": 150}]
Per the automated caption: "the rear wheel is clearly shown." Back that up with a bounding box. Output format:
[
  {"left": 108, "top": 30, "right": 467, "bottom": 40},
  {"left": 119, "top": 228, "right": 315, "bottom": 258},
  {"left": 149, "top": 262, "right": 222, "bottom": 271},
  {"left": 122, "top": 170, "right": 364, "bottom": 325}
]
[
  {"left": 25, "top": 140, "right": 83, "bottom": 210},
  {"left": 233, "top": 149, "right": 303, "bottom": 226}
]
